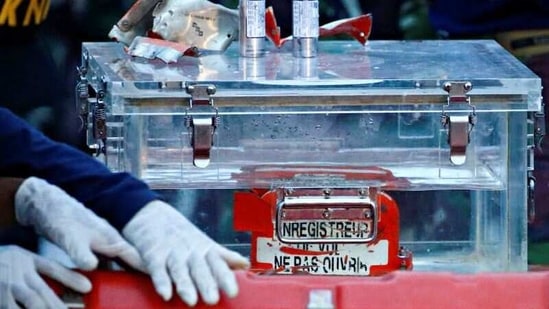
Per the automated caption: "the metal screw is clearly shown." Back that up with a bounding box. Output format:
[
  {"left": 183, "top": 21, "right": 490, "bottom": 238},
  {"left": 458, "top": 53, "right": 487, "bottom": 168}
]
[
  {"left": 443, "top": 82, "right": 452, "bottom": 92},
  {"left": 120, "top": 20, "right": 131, "bottom": 31}
]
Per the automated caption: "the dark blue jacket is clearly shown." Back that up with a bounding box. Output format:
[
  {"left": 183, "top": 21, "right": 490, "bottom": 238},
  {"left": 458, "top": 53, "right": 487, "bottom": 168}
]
[
  {"left": 0, "top": 107, "right": 159, "bottom": 230},
  {"left": 429, "top": 0, "right": 549, "bottom": 36}
]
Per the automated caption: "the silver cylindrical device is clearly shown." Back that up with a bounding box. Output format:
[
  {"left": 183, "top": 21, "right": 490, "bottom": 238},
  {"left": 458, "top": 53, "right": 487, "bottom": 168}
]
[
  {"left": 239, "top": 0, "right": 266, "bottom": 57},
  {"left": 240, "top": 56, "right": 266, "bottom": 80},
  {"left": 293, "top": 57, "right": 318, "bottom": 80},
  {"left": 292, "top": 0, "right": 319, "bottom": 58}
]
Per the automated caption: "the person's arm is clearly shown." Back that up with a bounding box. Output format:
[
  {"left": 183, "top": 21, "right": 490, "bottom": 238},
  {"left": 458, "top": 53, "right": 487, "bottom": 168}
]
[
  {"left": 0, "top": 178, "right": 23, "bottom": 227},
  {"left": 0, "top": 107, "right": 250, "bottom": 305},
  {"left": 0, "top": 107, "right": 159, "bottom": 230}
]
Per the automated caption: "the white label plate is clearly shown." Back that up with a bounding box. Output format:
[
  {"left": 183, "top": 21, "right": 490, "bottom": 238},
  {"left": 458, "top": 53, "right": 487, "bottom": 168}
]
[{"left": 256, "top": 237, "right": 389, "bottom": 275}]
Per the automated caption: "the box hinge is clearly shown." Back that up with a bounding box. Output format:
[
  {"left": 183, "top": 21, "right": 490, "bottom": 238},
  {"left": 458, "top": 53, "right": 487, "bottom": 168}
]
[
  {"left": 441, "top": 81, "right": 476, "bottom": 165},
  {"left": 91, "top": 91, "right": 108, "bottom": 157},
  {"left": 527, "top": 107, "right": 545, "bottom": 223},
  {"left": 75, "top": 72, "right": 89, "bottom": 126},
  {"left": 76, "top": 52, "right": 106, "bottom": 156},
  {"left": 531, "top": 108, "right": 546, "bottom": 151},
  {"left": 76, "top": 51, "right": 89, "bottom": 115},
  {"left": 77, "top": 50, "right": 108, "bottom": 157},
  {"left": 185, "top": 84, "right": 218, "bottom": 168}
]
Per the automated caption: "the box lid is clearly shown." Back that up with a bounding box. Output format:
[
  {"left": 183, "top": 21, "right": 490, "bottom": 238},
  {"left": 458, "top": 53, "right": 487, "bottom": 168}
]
[
  {"left": 83, "top": 40, "right": 541, "bottom": 190},
  {"left": 83, "top": 40, "right": 541, "bottom": 115}
]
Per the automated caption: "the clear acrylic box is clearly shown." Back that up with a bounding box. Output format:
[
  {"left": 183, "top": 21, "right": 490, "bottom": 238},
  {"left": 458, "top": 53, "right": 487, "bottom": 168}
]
[{"left": 79, "top": 40, "right": 542, "bottom": 274}]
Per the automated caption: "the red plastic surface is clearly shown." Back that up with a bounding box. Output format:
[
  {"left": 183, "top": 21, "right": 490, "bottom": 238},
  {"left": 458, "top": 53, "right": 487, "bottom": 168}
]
[
  {"left": 69, "top": 270, "right": 549, "bottom": 309},
  {"left": 234, "top": 189, "right": 411, "bottom": 275}
]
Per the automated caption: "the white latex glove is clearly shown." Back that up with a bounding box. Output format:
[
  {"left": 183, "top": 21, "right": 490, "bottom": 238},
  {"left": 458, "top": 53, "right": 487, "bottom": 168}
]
[
  {"left": 122, "top": 200, "right": 250, "bottom": 306},
  {"left": 14, "top": 177, "right": 146, "bottom": 272},
  {"left": 0, "top": 245, "right": 91, "bottom": 309}
]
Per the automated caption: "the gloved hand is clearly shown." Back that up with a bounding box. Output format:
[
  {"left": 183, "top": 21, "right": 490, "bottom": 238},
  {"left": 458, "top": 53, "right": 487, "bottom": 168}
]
[
  {"left": 122, "top": 200, "right": 250, "bottom": 306},
  {"left": 0, "top": 245, "right": 91, "bottom": 309},
  {"left": 15, "top": 177, "right": 145, "bottom": 272}
]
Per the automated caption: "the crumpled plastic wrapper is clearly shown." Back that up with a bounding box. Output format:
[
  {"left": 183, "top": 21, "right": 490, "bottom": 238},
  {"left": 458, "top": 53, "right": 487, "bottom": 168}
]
[
  {"left": 109, "top": 0, "right": 239, "bottom": 62},
  {"left": 127, "top": 37, "right": 200, "bottom": 63},
  {"left": 151, "top": 0, "right": 239, "bottom": 51}
]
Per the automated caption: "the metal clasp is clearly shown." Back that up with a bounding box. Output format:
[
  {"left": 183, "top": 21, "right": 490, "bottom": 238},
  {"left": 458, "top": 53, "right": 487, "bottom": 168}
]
[
  {"left": 185, "top": 84, "right": 218, "bottom": 168},
  {"left": 441, "top": 81, "right": 476, "bottom": 165}
]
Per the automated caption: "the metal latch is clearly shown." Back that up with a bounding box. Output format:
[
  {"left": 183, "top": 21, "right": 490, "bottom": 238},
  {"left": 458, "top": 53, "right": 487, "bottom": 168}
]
[
  {"left": 441, "top": 81, "right": 476, "bottom": 165},
  {"left": 185, "top": 84, "right": 219, "bottom": 168}
]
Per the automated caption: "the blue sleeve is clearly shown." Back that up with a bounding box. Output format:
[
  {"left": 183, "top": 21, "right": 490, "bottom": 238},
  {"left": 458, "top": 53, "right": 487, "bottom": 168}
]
[{"left": 0, "top": 107, "right": 160, "bottom": 230}]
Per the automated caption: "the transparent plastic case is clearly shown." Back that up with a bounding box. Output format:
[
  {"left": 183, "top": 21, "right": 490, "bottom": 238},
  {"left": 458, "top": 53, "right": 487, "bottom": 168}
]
[{"left": 80, "top": 40, "right": 541, "bottom": 273}]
